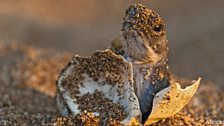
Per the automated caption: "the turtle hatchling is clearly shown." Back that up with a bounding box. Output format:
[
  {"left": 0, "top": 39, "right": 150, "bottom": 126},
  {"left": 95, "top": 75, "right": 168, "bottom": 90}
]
[{"left": 56, "top": 4, "right": 201, "bottom": 125}]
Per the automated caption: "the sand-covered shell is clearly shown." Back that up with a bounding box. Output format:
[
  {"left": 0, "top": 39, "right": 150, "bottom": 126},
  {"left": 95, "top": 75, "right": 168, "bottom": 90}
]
[
  {"left": 56, "top": 50, "right": 141, "bottom": 125},
  {"left": 56, "top": 50, "right": 201, "bottom": 125}
]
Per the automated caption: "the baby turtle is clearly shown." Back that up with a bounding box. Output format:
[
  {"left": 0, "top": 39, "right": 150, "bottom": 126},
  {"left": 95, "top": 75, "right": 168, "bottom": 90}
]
[{"left": 56, "top": 4, "right": 201, "bottom": 125}]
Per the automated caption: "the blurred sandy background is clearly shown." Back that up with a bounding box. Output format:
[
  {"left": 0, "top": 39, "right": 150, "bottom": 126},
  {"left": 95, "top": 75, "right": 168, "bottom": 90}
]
[{"left": 0, "top": 0, "right": 223, "bottom": 89}]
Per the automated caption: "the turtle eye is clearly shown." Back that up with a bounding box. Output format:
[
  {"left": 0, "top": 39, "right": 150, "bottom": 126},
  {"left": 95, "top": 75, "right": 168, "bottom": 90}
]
[{"left": 153, "top": 24, "right": 163, "bottom": 32}]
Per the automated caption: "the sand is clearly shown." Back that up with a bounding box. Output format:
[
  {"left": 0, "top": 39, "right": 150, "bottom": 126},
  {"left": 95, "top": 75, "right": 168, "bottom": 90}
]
[{"left": 0, "top": 44, "right": 223, "bottom": 126}]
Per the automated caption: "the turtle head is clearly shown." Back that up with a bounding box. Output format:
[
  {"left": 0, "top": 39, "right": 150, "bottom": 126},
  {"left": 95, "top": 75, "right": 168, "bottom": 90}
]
[{"left": 121, "top": 4, "right": 168, "bottom": 65}]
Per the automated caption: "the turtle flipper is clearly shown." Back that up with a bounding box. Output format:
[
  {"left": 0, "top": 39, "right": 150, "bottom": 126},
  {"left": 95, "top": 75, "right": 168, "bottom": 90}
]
[
  {"left": 109, "top": 35, "right": 125, "bottom": 56},
  {"left": 140, "top": 77, "right": 170, "bottom": 122}
]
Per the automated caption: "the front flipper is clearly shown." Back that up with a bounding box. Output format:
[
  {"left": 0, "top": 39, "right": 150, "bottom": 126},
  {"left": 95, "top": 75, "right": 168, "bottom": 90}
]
[
  {"left": 57, "top": 50, "right": 141, "bottom": 125},
  {"left": 140, "top": 77, "right": 169, "bottom": 122},
  {"left": 132, "top": 65, "right": 170, "bottom": 123}
]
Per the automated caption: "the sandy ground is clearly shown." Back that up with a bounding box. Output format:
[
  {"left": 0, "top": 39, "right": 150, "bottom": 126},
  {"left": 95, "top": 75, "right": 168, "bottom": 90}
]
[
  {"left": 0, "top": 44, "right": 223, "bottom": 126},
  {"left": 0, "top": 0, "right": 223, "bottom": 125}
]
